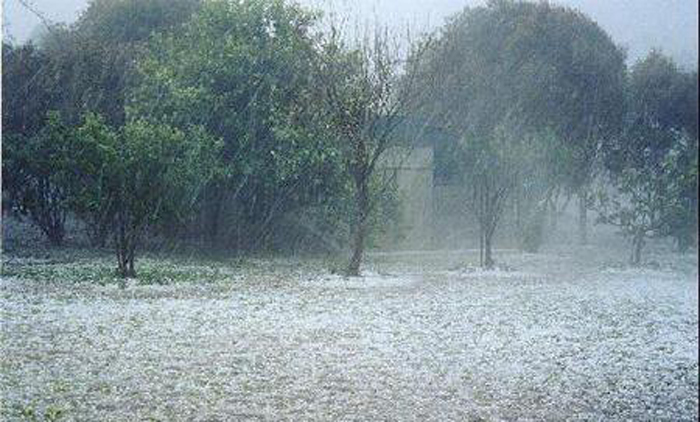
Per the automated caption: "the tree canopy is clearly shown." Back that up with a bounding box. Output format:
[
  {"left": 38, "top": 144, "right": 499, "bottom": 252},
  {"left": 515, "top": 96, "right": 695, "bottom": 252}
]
[
  {"left": 421, "top": 0, "right": 627, "bottom": 188},
  {"left": 130, "top": 0, "right": 346, "bottom": 250}
]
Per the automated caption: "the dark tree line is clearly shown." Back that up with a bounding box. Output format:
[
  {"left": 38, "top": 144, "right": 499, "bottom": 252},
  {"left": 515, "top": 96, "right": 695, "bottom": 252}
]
[{"left": 3, "top": 0, "right": 412, "bottom": 277}]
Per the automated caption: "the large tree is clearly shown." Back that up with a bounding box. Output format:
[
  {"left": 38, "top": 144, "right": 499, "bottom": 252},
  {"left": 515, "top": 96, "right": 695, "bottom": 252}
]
[
  {"left": 595, "top": 132, "right": 696, "bottom": 264},
  {"left": 24, "top": 0, "right": 202, "bottom": 128},
  {"left": 3, "top": 0, "right": 204, "bottom": 245},
  {"left": 131, "top": 0, "right": 345, "bottom": 251},
  {"left": 416, "top": 0, "right": 626, "bottom": 265},
  {"left": 2, "top": 43, "right": 56, "bottom": 218},
  {"left": 315, "top": 25, "right": 430, "bottom": 275},
  {"left": 1, "top": 43, "right": 52, "bottom": 137},
  {"left": 600, "top": 51, "right": 699, "bottom": 255}
]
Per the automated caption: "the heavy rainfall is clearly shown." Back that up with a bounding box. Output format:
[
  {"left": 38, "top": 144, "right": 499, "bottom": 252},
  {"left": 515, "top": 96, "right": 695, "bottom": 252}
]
[{"left": 1, "top": 0, "right": 698, "bottom": 420}]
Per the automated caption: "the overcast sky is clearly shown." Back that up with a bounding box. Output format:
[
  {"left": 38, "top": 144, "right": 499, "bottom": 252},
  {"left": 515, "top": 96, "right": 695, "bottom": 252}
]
[{"left": 2, "top": 0, "right": 698, "bottom": 68}]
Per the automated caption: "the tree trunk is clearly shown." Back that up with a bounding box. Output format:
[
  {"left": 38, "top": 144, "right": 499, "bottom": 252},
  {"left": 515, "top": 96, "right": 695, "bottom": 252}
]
[
  {"left": 514, "top": 186, "right": 522, "bottom": 236},
  {"left": 85, "top": 217, "right": 110, "bottom": 248},
  {"left": 45, "top": 223, "right": 65, "bottom": 246},
  {"left": 675, "top": 230, "right": 692, "bottom": 254},
  {"left": 484, "top": 228, "right": 494, "bottom": 269},
  {"left": 548, "top": 196, "right": 558, "bottom": 236},
  {"left": 116, "top": 243, "right": 137, "bottom": 279},
  {"left": 35, "top": 205, "right": 65, "bottom": 246},
  {"left": 630, "top": 231, "right": 645, "bottom": 266},
  {"left": 478, "top": 222, "right": 484, "bottom": 268},
  {"left": 578, "top": 191, "right": 588, "bottom": 245},
  {"left": 115, "top": 215, "right": 138, "bottom": 282},
  {"left": 476, "top": 180, "right": 496, "bottom": 269},
  {"left": 347, "top": 217, "right": 368, "bottom": 277},
  {"left": 347, "top": 177, "right": 369, "bottom": 277}
]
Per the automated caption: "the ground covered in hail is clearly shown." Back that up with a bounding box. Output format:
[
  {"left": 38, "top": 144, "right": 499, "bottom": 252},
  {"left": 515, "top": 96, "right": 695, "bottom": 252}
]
[{"left": 1, "top": 243, "right": 698, "bottom": 421}]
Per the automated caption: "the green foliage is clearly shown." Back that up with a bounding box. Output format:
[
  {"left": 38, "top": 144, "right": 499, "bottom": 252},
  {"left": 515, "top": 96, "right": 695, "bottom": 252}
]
[
  {"left": 665, "top": 136, "right": 698, "bottom": 252},
  {"left": 2, "top": 113, "right": 74, "bottom": 244},
  {"left": 131, "top": 0, "right": 344, "bottom": 250},
  {"left": 601, "top": 51, "right": 699, "bottom": 255},
  {"left": 1, "top": 43, "right": 53, "bottom": 136},
  {"left": 628, "top": 51, "right": 698, "bottom": 138},
  {"left": 30, "top": 0, "right": 202, "bottom": 128},
  {"left": 595, "top": 132, "right": 695, "bottom": 263},
  {"left": 2, "top": 250, "right": 234, "bottom": 286},
  {"left": 607, "top": 52, "right": 698, "bottom": 174},
  {"left": 72, "top": 114, "right": 221, "bottom": 277},
  {"left": 75, "top": 0, "right": 201, "bottom": 44},
  {"left": 37, "top": 27, "right": 124, "bottom": 126},
  {"left": 421, "top": 0, "right": 626, "bottom": 190}
]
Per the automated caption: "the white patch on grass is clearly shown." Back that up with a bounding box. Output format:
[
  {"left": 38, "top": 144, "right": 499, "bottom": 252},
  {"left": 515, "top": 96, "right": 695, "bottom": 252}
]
[{"left": 1, "top": 246, "right": 697, "bottom": 420}]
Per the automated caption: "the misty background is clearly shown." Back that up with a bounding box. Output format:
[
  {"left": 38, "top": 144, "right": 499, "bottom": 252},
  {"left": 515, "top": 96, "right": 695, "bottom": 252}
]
[{"left": 3, "top": 0, "right": 699, "bottom": 68}]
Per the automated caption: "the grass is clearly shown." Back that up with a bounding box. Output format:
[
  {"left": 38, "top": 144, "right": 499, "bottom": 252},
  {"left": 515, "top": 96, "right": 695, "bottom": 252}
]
[
  {"left": 1, "top": 245, "right": 250, "bottom": 286},
  {"left": 0, "top": 242, "right": 346, "bottom": 289}
]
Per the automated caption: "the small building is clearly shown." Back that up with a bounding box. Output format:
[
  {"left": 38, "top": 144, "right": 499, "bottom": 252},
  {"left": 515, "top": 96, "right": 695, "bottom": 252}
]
[{"left": 378, "top": 118, "right": 467, "bottom": 249}]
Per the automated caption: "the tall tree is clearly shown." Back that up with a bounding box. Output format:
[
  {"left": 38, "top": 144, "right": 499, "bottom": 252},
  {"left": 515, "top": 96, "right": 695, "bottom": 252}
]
[
  {"left": 602, "top": 51, "right": 699, "bottom": 254},
  {"left": 3, "top": 0, "right": 204, "bottom": 245},
  {"left": 416, "top": 0, "right": 626, "bottom": 264},
  {"left": 315, "top": 26, "right": 429, "bottom": 276},
  {"left": 35, "top": 0, "right": 202, "bottom": 127},
  {"left": 131, "top": 0, "right": 345, "bottom": 251},
  {"left": 2, "top": 43, "right": 55, "bottom": 217},
  {"left": 1, "top": 43, "right": 52, "bottom": 136}
]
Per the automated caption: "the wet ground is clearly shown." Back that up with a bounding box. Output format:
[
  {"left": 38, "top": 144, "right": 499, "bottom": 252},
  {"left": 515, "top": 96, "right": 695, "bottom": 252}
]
[{"left": 1, "top": 244, "right": 697, "bottom": 420}]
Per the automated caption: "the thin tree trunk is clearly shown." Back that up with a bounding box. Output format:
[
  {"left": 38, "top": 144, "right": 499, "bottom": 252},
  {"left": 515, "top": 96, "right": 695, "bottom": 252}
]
[
  {"left": 46, "top": 224, "right": 65, "bottom": 246},
  {"left": 347, "top": 216, "right": 368, "bottom": 277},
  {"left": 630, "top": 231, "right": 644, "bottom": 266},
  {"left": 116, "top": 217, "right": 127, "bottom": 280},
  {"left": 207, "top": 192, "right": 223, "bottom": 247},
  {"left": 548, "top": 196, "right": 558, "bottom": 236},
  {"left": 484, "top": 226, "right": 494, "bottom": 269},
  {"left": 477, "top": 182, "right": 484, "bottom": 267},
  {"left": 115, "top": 213, "right": 138, "bottom": 282},
  {"left": 478, "top": 223, "right": 484, "bottom": 268},
  {"left": 578, "top": 191, "right": 588, "bottom": 245},
  {"left": 514, "top": 184, "right": 522, "bottom": 241},
  {"left": 347, "top": 177, "right": 369, "bottom": 277},
  {"left": 127, "top": 240, "right": 136, "bottom": 278}
]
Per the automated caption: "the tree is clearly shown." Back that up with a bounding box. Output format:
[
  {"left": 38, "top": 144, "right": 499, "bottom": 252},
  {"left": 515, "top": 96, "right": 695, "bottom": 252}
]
[
  {"left": 315, "top": 25, "right": 429, "bottom": 276},
  {"left": 1, "top": 43, "right": 52, "bottom": 137},
  {"left": 601, "top": 51, "right": 699, "bottom": 254},
  {"left": 2, "top": 113, "right": 73, "bottom": 245},
  {"left": 34, "top": 0, "right": 202, "bottom": 128},
  {"left": 462, "top": 121, "right": 522, "bottom": 267},
  {"left": 447, "top": 118, "right": 558, "bottom": 266},
  {"left": 73, "top": 114, "right": 220, "bottom": 278},
  {"left": 2, "top": 42, "right": 56, "bottom": 217},
  {"left": 415, "top": 0, "right": 626, "bottom": 263},
  {"left": 74, "top": 0, "right": 201, "bottom": 45},
  {"left": 595, "top": 132, "right": 696, "bottom": 264},
  {"left": 131, "top": 0, "right": 346, "bottom": 251}
]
